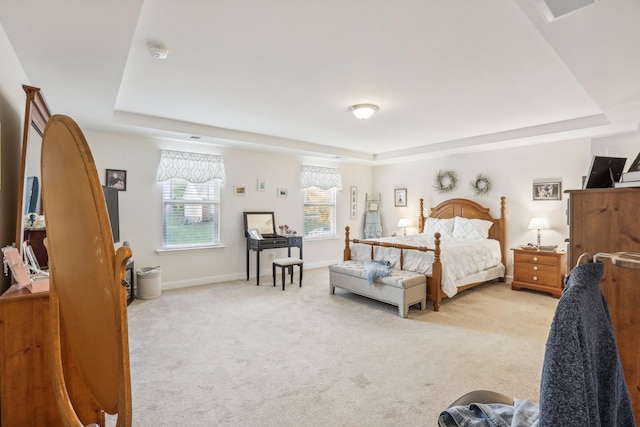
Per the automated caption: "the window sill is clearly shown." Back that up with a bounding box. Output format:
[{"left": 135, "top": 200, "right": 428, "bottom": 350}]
[
  {"left": 156, "top": 245, "right": 226, "bottom": 255},
  {"left": 303, "top": 235, "right": 339, "bottom": 242}
]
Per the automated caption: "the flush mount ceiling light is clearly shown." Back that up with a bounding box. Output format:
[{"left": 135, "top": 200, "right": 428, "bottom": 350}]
[
  {"left": 349, "top": 104, "right": 379, "bottom": 120},
  {"left": 147, "top": 43, "right": 169, "bottom": 60}
]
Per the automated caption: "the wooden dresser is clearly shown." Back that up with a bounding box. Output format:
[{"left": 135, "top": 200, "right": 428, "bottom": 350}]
[
  {"left": 511, "top": 248, "right": 567, "bottom": 298},
  {"left": 0, "top": 286, "right": 104, "bottom": 426},
  {"left": 566, "top": 188, "right": 640, "bottom": 420}
]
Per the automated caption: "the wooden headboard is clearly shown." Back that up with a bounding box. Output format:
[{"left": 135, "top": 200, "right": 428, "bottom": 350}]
[{"left": 418, "top": 197, "right": 507, "bottom": 271}]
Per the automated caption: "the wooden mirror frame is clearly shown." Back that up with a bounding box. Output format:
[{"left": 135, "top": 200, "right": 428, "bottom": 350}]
[{"left": 15, "top": 85, "right": 52, "bottom": 255}]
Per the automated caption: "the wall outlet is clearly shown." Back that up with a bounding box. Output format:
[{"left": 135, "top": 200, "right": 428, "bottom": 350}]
[{"left": 269, "top": 252, "right": 275, "bottom": 260}]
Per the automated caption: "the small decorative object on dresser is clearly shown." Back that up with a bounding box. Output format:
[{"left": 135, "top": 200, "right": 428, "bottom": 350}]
[{"left": 511, "top": 248, "right": 567, "bottom": 298}]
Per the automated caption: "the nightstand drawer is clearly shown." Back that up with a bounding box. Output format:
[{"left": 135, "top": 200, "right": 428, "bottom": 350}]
[
  {"left": 514, "top": 252, "right": 557, "bottom": 266},
  {"left": 513, "top": 262, "right": 558, "bottom": 287}
]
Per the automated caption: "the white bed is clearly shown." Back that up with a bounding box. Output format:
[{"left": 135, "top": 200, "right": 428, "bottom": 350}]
[{"left": 341, "top": 197, "right": 507, "bottom": 311}]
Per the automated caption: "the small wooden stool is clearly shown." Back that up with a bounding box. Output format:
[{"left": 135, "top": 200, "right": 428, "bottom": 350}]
[{"left": 272, "top": 257, "right": 303, "bottom": 290}]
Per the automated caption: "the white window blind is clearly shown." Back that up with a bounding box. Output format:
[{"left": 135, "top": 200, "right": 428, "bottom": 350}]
[
  {"left": 300, "top": 165, "right": 341, "bottom": 238},
  {"left": 157, "top": 149, "right": 225, "bottom": 183},
  {"left": 300, "top": 165, "right": 342, "bottom": 190},
  {"left": 158, "top": 150, "right": 224, "bottom": 249}
]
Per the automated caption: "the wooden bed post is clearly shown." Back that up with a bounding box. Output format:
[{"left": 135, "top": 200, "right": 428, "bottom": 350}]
[
  {"left": 343, "top": 226, "right": 351, "bottom": 261},
  {"left": 499, "top": 196, "right": 507, "bottom": 282},
  {"left": 418, "top": 198, "right": 425, "bottom": 233},
  {"left": 430, "top": 232, "right": 443, "bottom": 312}
]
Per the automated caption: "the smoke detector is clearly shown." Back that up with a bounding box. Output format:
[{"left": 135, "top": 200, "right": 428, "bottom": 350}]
[{"left": 148, "top": 44, "right": 169, "bottom": 60}]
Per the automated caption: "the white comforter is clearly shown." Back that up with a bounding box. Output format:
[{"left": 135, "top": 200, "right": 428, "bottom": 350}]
[{"left": 350, "top": 235, "right": 504, "bottom": 298}]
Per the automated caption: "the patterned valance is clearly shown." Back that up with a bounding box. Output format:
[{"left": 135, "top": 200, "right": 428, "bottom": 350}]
[
  {"left": 157, "top": 150, "right": 226, "bottom": 183},
  {"left": 300, "top": 165, "right": 342, "bottom": 190}
]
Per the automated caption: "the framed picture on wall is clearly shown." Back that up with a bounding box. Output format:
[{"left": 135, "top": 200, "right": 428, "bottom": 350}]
[
  {"left": 532, "top": 180, "right": 562, "bottom": 201},
  {"left": 350, "top": 186, "right": 357, "bottom": 219},
  {"left": 394, "top": 188, "right": 407, "bottom": 207},
  {"left": 105, "top": 169, "right": 126, "bottom": 191}
]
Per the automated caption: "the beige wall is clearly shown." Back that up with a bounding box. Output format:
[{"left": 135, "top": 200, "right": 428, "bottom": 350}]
[{"left": 84, "top": 129, "right": 373, "bottom": 289}]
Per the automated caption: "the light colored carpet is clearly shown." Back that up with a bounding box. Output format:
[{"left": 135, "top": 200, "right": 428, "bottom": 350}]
[{"left": 111, "top": 267, "right": 557, "bottom": 426}]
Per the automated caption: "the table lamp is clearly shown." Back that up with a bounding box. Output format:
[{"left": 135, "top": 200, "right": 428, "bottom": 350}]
[
  {"left": 397, "top": 218, "right": 411, "bottom": 236},
  {"left": 528, "top": 217, "right": 549, "bottom": 247}
]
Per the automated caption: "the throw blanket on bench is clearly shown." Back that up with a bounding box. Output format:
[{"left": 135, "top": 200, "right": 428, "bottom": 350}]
[{"left": 364, "top": 259, "right": 391, "bottom": 285}]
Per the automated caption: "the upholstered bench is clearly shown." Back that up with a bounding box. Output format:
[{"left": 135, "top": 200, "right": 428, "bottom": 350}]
[
  {"left": 272, "top": 257, "right": 303, "bottom": 290},
  {"left": 328, "top": 260, "right": 427, "bottom": 318}
]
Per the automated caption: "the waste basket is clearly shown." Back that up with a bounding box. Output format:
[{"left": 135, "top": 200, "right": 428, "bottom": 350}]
[{"left": 136, "top": 266, "right": 162, "bottom": 299}]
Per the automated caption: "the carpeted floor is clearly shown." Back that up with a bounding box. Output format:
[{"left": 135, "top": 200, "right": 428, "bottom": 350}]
[{"left": 113, "top": 267, "right": 557, "bottom": 426}]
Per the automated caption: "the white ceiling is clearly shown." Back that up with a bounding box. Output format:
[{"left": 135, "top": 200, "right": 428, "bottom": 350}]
[{"left": 1, "top": 0, "right": 639, "bottom": 163}]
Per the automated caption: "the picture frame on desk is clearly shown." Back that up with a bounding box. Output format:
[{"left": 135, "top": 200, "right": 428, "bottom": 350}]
[{"left": 247, "top": 228, "right": 263, "bottom": 240}]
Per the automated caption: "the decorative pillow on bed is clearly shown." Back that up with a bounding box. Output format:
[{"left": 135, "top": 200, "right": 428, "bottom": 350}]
[
  {"left": 452, "top": 217, "right": 493, "bottom": 240},
  {"left": 470, "top": 218, "right": 493, "bottom": 239},
  {"left": 422, "top": 217, "right": 455, "bottom": 238}
]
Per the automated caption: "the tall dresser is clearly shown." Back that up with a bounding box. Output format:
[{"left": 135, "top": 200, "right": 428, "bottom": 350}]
[{"left": 566, "top": 188, "right": 640, "bottom": 420}]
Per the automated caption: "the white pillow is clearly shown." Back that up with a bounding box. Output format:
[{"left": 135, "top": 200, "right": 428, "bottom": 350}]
[
  {"left": 422, "top": 217, "right": 454, "bottom": 239},
  {"left": 452, "top": 217, "right": 493, "bottom": 240},
  {"left": 470, "top": 218, "right": 493, "bottom": 239}
]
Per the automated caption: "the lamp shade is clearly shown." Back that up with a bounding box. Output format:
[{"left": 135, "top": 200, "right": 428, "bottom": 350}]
[
  {"left": 528, "top": 217, "right": 549, "bottom": 230},
  {"left": 397, "top": 218, "right": 411, "bottom": 228},
  {"left": 349, "top": 104, "right": 378, "bottom": 120}
]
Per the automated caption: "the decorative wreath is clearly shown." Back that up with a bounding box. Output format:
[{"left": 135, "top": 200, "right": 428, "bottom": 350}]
[
  {"left": 471, "top": 173, "right": 492, "bottom": 196},
  {"left": 433, "top": 170, "right": 458, "bottom": 194}
]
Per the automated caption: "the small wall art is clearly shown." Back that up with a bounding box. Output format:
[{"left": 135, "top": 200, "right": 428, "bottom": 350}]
[
  {"left": 106, "top": 169, "right": 126, "bottom": 191},
  {"left": 532, "top": 179, "right": 562, "bottom": 201},
  {"left": 350, "top": 186, "right": 357, "bottom": 219},
  {"left": 394, "top": 188, "right": 407, "bottom": 207},
  {"left": 257, "top": 179, "right": 266, "bottom": 191},
  {"left": 234, "top": 186, "right": 246, "bottom": 196},
  {"left": 277, "top": 188, "right": 288, "bottom": 198}
]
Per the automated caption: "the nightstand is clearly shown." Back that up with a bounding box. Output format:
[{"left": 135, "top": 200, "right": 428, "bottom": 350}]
[{"left": 511, "top": 248, "right": 567, "bottom": 298}]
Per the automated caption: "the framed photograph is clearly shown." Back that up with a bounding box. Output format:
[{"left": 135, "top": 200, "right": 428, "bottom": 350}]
[
  {"left": 234, "top": 186, "right": 246, "bottom": 196},
  {"left": 247, "top": 228, "right": 263, "bottom": 240},
  {"left": 532, "top": 180, "right": 562, "bottom": 201},
  {"left": 257, "top": 179, "right": 266, "bottom": 191},
  {"left": 394, "top": 188, "right": 407, "bottom": 207},
  {"left": 277, "top": 188, "right": 288, "bottom": 198},
  {"left": 105, "top": 169, "right": 126, "bottom": 191},
  {"left": 350, "top": 186, "right": 357, "bottom": 219}
]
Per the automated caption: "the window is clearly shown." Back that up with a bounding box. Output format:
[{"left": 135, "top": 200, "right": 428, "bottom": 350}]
[
  {"left": 162, "top": 178, "right": 220, "bottom": 248},
  {"left": 300, "top": 165, "right": 342, "bottom": 239},
  {"left": 303, "top": 187, "right": 337, "bottom": 238},
  {"left": 157, "top": 150, "right": 225, "bottom": 249}
]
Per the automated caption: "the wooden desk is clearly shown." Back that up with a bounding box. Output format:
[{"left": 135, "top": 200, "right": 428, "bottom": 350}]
[
  {"left": 0, "top": 286, "right": 104, "bottom": 426},
  {"left": 246, "top": 235, "right": 303, "bottom": 285}
]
